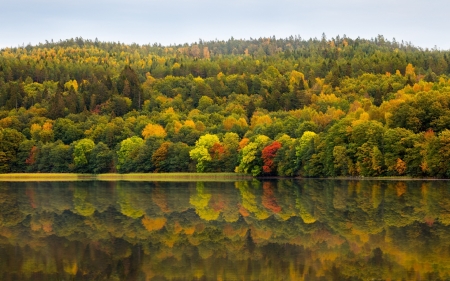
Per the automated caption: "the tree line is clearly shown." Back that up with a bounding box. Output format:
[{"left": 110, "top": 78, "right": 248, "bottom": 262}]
[{"left": 1, "top": 35, "right": 450, "bottom": 176}]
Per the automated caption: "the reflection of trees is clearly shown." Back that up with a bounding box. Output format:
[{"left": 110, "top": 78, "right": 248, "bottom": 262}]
[{"left": 2, "top": 180, "right": 450, "bottom": 279}]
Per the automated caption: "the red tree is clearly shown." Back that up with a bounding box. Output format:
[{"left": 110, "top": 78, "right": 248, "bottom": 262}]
[{"left": 261, "top": 141, "right": 282, "bottom": 174}]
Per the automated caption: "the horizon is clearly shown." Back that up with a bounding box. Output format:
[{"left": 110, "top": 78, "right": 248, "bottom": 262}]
[
  {"left": 0, "top": 34, "right": 439, "bottom": 51},
  {"left": 1, "top": 0, "right": 449, "bottom": 51}
]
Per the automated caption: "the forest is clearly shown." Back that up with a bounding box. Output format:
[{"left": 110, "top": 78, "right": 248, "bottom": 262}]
[{"left": 2, "top": 35, "right": 450, "bottom": 177}]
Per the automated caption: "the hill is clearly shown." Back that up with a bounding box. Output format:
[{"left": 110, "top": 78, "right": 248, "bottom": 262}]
[{"left": 1, "top": 35, "right": 450, "bottom": 177}]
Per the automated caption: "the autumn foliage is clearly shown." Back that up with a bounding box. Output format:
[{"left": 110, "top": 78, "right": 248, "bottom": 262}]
[
  {"left": 1, "top": 36, "right": 450, "bottom": 177},
  {"left": 261, "top": 141, "right": 282, "bottom": 174}
]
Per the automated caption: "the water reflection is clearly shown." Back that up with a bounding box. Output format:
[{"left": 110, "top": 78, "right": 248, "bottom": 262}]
[{"left": 1, "top": 180, "right": 450, "bottom": 280}]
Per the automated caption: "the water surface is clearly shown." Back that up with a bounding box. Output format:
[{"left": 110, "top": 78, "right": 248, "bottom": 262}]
[{"left": 1, "top": 179, "right": 450, "bottom": 280}]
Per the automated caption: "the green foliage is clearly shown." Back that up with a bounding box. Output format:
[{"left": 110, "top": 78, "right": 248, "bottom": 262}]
[
  {"left": 117, "top": 136, "right": 145, "bottom": 172},
  {"left": 73, "top": 138, "right": 95, "bottom": 172},
  {"left": 2, "top": 36, "right": 450, "bottom": 177},
  {"left": 89, "top": 142, "right": 114, "bottom": 173},
  {"left": 236, "top": 135, "right": 271, "bottom": 176},
  {"left": 189, "top": 134, "right": 220, "bottom": 172},
  {"left": 0, "top": 128, "right": 25, "bottom": 172}
]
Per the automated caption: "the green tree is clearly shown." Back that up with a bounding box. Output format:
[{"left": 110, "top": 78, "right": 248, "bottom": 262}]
[
  {"left": 189, "top": 134, "right": 220, "bottom": 172},
  {"left": 89, "top": 142, "right": 114, "bottom": 173},
  {"left": 73, "top": 138, "right": 95, "bottom": 172},
  {"left": 0, "top": 128, "right": 25, "bottom": 172},
  {"left": 117, "top": 136, "right": 145, "bottom": 172},
  {"left": 236, "top": 135, "right": 271, "bottom": 176}
]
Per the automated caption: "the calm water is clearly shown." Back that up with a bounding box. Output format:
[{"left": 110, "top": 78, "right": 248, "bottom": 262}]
[{"left": 1, "top": 179, "right": 450, "bottom": 280}]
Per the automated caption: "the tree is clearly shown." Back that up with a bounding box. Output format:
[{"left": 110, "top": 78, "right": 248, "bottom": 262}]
[
  {"left": 383, "top": 128, "right": 415, "bottom": 175},
  {"left": 89, "top": 142, "right": 114, "bottom": 173},
  {"left": 54, "top": 118, "right": 83, "bottom": 145},
  {"left": 152, "top": 142, "right": 170, "bottom": 172},
  {"left": 73, "top": 138, "right": 95, "bottom": 172},
  {"left": 333, "top": 146, "right": 351, "bottom": 176},
  {"left": 142, "top": 123, "right": 167, "bottom": 139},
  {"left": 0, "top": 128, "right": 25, "bottom": 172},
  {"left": 117, "top": 136, "right": 145, "bottom": 172},
  {"left": 236, "top": 135, "right": 271, "bottom": 176},
  {"left": 222, "top": 132, "right": 240, "bottom": 172},
  {"left": 189, "top": 134, "right": 220, "bottom": 172},
  {"left": 151, "top": 141, "right": 191, "bottom": 172},
  {"left": 296, "top": 131, "right": 317, "bottom": 162},
  {"left": 261, "top": 141, "right": 282, "bottom": 175},
  {"left": 117, "top": 65, "right": 143, "bottom": 110},
  {"left": 48, "top": 90, "right": 65, "bottom": 119}
]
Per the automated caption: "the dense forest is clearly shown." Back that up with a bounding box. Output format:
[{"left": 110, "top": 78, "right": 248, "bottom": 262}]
[{"left": 2, "top": 35, "right": 450, "bottom": 177}]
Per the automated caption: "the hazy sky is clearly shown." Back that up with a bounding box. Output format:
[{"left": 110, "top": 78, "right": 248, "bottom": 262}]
[{"left": 1, "top": 0, "right": 449, "bottom": 50}]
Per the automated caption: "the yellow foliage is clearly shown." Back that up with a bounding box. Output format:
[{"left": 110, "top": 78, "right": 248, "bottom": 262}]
[
  {"left": 193, "top": 76, "right": 204, "bottom": 83},
  {"left": 156, "top": 95, "right": 172, "bottom": 105},
  {"left": 30, "top": 123, "right": 42, "bottom": 133},
  {"left": 250, "top": 114, "right": 272, "bottom": 129},
  {"left": 143, "top": 73, "right": 156, "bottom": 87},
  {"left": 289, "top": 70, "right": 306, "bottom": 91},
  {"left": 238, "top": 138, "right": 250, "bottom": 150},
  {"left": 299, "top": 209, "right": 316, "bottom": 224},
  {"left": 63, "top": 261, "right": 78, "bottom": 275},
  {"left": 188, "top": 109, "right": 201, "bottom": 118},
  {"left": 351, "top": 112, "right": 370, "bottom": 127},
  {"left": 196, "top": 208, "right": 220, "bottom": 221},
  {"left": 223, "top": 116, "right": 237, "bottom": 131},
  {"left": 327, "top": 107, "right": 345, "bottom": 120},
  {"left": 142, "top": 216, "right": 167, "bottom": 232},
  {"left": 184, "top": 226, "right": 196, "bottom": 235},
  {"left": 290, "top": 107, "right": 318, "bottom": 121},
  {"left": 312, "top": 112, "right": 333, "bottom": 128},
  {"left": 142, "top": 123, "right": 167, "bottom": 139},
  {"left": 0, "top": 117, "right": 13, "bottom": 128},
  {"left": 413, "top": 83, "right": 421, "bottom": 92},
  {"left": 164, "top": 107, "right": 175, "bottom": 115},
  {"left": 217, "top": 72, "right": 225, "bottom": 80},
  {"left": 395, "top": 158, "right": 407, "bottom": 175},
  {"left": 184, "top": 120, "right": 196, "bottom": 129},
  {"left": 173, "top": 121, "right": 183, "bottom": 134},
  {"left": 405, "top": 63, "right": 415, "bottom": 77},
  {"left": 157, "top": 57, "right": 165, "bottom": 65},
  {"left": 42, "top": 121, "right": 52, "bottom": 131},
  {"left": 64, "top": 80, "right": 78, "bottom": 92}
]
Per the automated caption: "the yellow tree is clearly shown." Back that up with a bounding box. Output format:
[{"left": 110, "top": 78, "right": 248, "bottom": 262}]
[{"left": 142, "top": 123, "right": 167, "bottom": 139}]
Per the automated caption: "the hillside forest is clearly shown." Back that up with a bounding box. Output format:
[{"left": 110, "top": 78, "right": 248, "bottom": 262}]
[{"left": 2, "top": 35, "right": 450, "bottom": 177}]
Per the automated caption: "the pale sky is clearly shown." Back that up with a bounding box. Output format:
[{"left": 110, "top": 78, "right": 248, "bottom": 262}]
[{"left": 1, "top": 0, "right": 449, "bottom": 50}]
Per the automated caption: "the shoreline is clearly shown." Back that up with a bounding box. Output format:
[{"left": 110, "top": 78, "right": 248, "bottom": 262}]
[
  {"left": 0, "top": 173, "right": 253, "bottom": 182},
  {"left": 1, "top": 173, "right": 449, "bottom": 182}
]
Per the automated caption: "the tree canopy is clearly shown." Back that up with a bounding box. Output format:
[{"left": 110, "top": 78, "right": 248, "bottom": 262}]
[{"left": 2, "top": 35, "right": 450, "bottom": 177}]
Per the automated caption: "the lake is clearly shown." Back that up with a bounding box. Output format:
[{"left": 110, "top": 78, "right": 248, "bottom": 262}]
[{"left": 1, "top": 179, "right": 450, "bottom": 280}]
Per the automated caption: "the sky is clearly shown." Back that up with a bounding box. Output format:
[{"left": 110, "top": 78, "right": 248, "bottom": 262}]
[{"left": 1, "top": 0, "right": 449, "bottom": 50}]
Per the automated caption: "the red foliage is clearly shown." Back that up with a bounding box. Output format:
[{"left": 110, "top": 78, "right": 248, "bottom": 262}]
[
  {"left": 209, "top": 142, "right": 226, "bottom": 160},
  {"left": 238, "top": 204, "right": 250, "bottom": 217},
  {"left": 210, "top": 194, "right": 225, "bottom": 212},
  {"left": 262, "top": 182, "right": 281, "bottom": 213},
  {"left": 25, "top": 146, "right": 38, "bottom": 165},
  {"left": 261, "top": 141, "right": 282, "bottom": 174},
  {"left": 26, "top": 187, "right": 37, "bottom": 208},
  {"left": 424, "top": 129, "right": 435, "bottom": 141}
]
